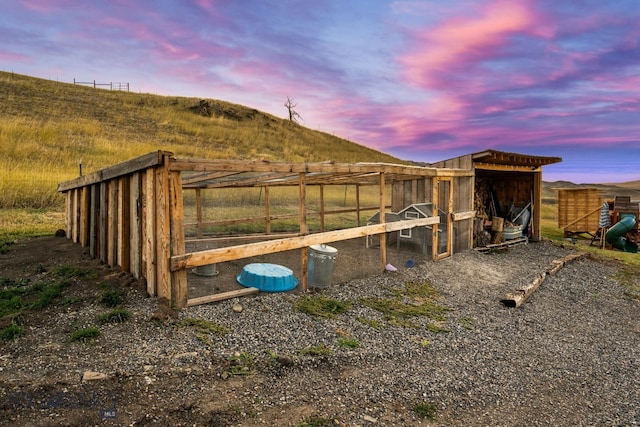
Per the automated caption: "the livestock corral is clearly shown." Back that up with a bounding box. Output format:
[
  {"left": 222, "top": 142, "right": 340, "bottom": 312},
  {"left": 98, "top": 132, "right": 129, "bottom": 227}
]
[{"left": 57, "top": 150, "right": 560, "bottom": 308}]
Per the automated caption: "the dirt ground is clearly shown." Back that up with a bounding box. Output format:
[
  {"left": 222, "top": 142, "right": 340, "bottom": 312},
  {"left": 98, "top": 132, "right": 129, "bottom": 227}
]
[
  {"left": 2, "top": 235, "right": 637, "bottom": 426},
  {"left": 0, "top": 235, "right": 429, "bottom": 426}
]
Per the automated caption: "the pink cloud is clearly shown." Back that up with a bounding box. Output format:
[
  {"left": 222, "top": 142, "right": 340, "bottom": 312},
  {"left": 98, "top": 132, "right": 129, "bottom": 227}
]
[
  {"left": 21, "top": 0, "right": 75, "bottom": 13},
  {"left": 0, "top": 50, "right": 30, "bottom": 62},
  {"left": 400, "top": 1, "right": 552, "bottom": 88}
]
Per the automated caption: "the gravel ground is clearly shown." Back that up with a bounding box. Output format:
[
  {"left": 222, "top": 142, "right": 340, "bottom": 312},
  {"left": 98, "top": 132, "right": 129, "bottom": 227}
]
[{"left": 1, "top": 237, "right": 639, "bottom": 426}]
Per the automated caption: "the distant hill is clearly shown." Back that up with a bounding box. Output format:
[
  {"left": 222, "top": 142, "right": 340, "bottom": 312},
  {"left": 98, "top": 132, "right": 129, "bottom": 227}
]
[
  {"left": 543, "top": 180, "right": 640, "bottom": 202},
  {"left": 606, "top": 180, "right": 640, "bottom": 189}
]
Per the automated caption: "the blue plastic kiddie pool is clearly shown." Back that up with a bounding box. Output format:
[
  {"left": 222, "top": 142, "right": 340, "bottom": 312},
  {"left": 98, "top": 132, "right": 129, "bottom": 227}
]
[{"left": 237, "top": 263, "right": 298, "bottom": 292}]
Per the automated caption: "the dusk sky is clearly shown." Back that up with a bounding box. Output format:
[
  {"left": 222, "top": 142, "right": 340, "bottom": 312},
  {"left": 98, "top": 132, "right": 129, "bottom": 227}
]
[{"left": 2, "top": 0, "right": 640, "bottom": 183}]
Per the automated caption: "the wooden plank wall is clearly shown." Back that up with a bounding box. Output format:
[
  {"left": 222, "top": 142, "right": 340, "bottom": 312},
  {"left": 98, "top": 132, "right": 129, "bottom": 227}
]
[
  {"left": 453, "top": 175, "right": 474, "bottom": 252},
  {"left": 62, "top": 156, "right": 175, "bottom": 305},
  {"left": 392, "top": 178, "right": 430, "bottom": 212}
]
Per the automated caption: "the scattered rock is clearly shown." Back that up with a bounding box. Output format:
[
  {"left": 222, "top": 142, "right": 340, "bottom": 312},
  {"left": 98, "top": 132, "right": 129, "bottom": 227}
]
[
  {"left": 275, "top": 355, "right": 294, "bottom": 367},
  {"left": 362, "top": 414, "right": 378, "bottom": 423},
  {"left": 82, "top": 371, "right": 108, "bottom": 381},
  {"left": 150, "top": 297, "right": 178, "bottom": 324},
  {"left": 232, "top": 303, "right": 243, "bottom": 313}
]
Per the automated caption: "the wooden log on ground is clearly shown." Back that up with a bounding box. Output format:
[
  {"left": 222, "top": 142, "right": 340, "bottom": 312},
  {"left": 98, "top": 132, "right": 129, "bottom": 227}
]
[
  {"left": 187, "top": 287, "right": 260, "bottom": 307},
  {"left": 501, "top": 272, "right": 546, "bottom": 308},
  {"left": 501, "top": 251, "right": 587, "bottom": 307}
]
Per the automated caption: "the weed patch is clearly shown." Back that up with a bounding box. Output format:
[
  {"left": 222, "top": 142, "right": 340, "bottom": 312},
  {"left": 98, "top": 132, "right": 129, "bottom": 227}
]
[
  {"left": 459, "top": 317, "right": 475, "bottom": 330},
  {"left": 615, "top": 266, "right": 640, "bottom": 301},
  {"left": 414, "top": 402, "right": 438, "bottom": 419},
  {"left": 54, "top": 265, "right": 99, "bottom": 280},
  {"left": 298, "top": 344, "right": 333, "bottom": 356},
  {"left": 0, "top": 277, "right": 29, "bottom": 288},
  {"left": 98, "top": 308, "right": 131, "bottom": 324},
  {"left": 1, "top": 279, "right": 69, "bottom": 316},
  {"left": 356, "top": 316, "right": 385, "bottom": 330},
  {"left": 100, "top": 289, "right": 124, "bottom": 307},
  {"left": 292, "top": 295, "right": 351, "bottom": 319},
  {"left": 70, "top": 326, "right": 100, "bottom": 343},
  {"left": 30, "top": 280, "right": 70, "bottom": 309},
  {"left": 426, "top": 323, "right": 450, "bottom": 333},
  {"left": 226, "top": 351, "right": 256, "bottom": 376},
  {"left": 337, "top": 337, "right": 360, "bottom": 350},
  {"left": 0, "top": 323, "right": 26, "bottom": 341},
  {"left": 63, "top": 296, "right": 83, "bottom": 305},
  {"left": 178, "top": 317, "right": 228, "bottom": 334},
  {"left": 0, "top": 294, "right": 24, "bottom": 317},
  {"left": 361, "top": 280, "right": 451, "bottom": 328}
]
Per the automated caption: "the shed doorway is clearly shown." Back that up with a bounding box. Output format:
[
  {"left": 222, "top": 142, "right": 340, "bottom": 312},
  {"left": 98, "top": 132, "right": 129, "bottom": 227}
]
[{"left": 434, "top": 177, "right": 453, "bottom": 260}]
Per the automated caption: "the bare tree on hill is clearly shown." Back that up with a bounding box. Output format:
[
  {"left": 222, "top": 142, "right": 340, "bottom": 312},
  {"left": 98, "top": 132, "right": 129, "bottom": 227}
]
[{"left": 284, "top": 97, "right": 302, "bottom": 123}]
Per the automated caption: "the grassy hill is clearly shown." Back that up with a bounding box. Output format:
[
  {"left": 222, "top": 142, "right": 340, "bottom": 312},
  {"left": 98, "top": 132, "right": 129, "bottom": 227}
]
[{"left": 0, "top": 71, "right": 403, "bottom": 209}]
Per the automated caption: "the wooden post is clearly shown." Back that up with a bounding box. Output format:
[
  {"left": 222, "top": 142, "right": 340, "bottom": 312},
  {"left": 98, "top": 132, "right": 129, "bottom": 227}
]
[
  {"left": 117, "top": 177, "right": 130, "bottom": 272},
  {"left": 130, "top": 172, "right": 141, "bottom": 278},
  {"left": 195, "top": 188, "right": 203, "bottom": 238},
  {"left": 107, "top": 180, "right": 118, "bottom": 267},
  {"left": 432, "top": 178, "right": 438, "bottom": 261},
  {"left": 319, "top": 184, "right": 325, "bottom": 232},
  {"left": 299, "top": 173, "right": 307, "bottom": 235},
  {"left": 411, "top": 179, "right": 418, "bottom": 205},
  {"left": 379, "top": 173, "right": 386, "bottom": 271},
  {"left": 143, "top": 170, "right": 157, "bottom": 296},
  {"left": 79, "top": 186, "right": 90, "bottom": 247},
  {"left": 532, "top": 170, "right": 542, "bottom": 241},
  {"left": 169, "top": 171, "right": 187, "bottom": 308},
  {"left": 65, "top": 191, "right": 72, "bottom": 240},
  {"left": 71, "top": 189, "right": 79, "bottom": 243},
  {"left": 356, "top": 185, "right": 361, "bottom": 227},
  {"left": 299, "top": 173, "right": 308, "bottom": 291},
  {"left": 99, "top": 182, "right": 108, "bottom": 264},
  {"left": 265, "top": 186, "right": 271, "bottom": 234},
  {"left": 89, "top": 184, "right": 98, "bottom": 257},
  {"left": 155, "top": 160, "right": 171, "bottom": 302}
]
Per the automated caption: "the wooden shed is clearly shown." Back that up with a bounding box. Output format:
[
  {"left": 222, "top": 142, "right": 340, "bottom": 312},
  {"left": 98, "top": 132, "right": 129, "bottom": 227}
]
[
  {"left": 58, "top": 151, "right": 475, "bottom": 308},
  {"left": 430, "top": 150, "right": 562, "bottom": 244}
]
